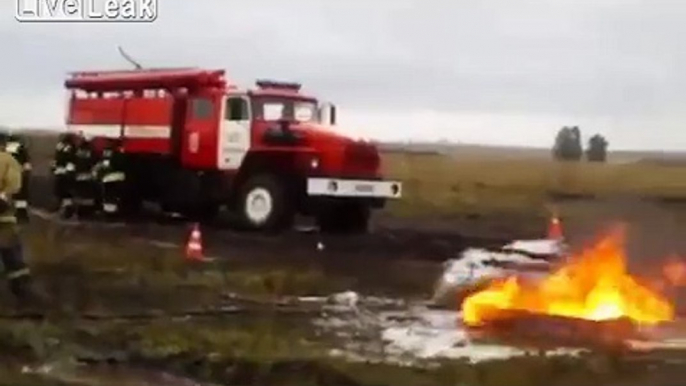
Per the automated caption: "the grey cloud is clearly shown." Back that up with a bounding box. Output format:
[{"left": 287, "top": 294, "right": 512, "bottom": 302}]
[{"left": 2, "top": 0, "right": 686, "bottom": 148}]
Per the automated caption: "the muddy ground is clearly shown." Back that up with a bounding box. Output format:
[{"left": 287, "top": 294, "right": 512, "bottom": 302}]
[
  {"left": 23, "top": 132, "right": 686, "bottom": 265},
  {"left": 27, "top": 168, "right": 686, "bottom": 273},
  {"left": 4, "top": 210, "right": 684, "bottom": 386},
  {"left": 1, "top": 138, "right": 684, "bottom": 385}
]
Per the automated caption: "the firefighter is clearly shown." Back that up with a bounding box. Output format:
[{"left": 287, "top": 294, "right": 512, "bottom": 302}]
[
  {"left": 6, "top": 133, "right": 31, "bottom": 222},
  {"left": 72, "top": 134, "right": 98, "bottom": 218},
  {"left": 52, "top": 133, "right": 78, "bottom": 218},
  {"left": 0, "top": 132, "right": 40, "bottom": 308},
  {"left": 94, "top": 138, "right": 126, "bottom": 219}
]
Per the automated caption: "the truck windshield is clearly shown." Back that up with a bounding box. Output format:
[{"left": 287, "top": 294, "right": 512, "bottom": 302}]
[{"left": 252, "top": 97, "right": 319, "bottom": 123}]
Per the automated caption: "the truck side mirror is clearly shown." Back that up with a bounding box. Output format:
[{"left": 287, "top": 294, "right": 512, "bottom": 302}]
[
  {"left": 329, "top": 104, "right": 336, "bottom": 126},
  {"left": 319, "top": 102, "right": 337, "bottom": 126}
]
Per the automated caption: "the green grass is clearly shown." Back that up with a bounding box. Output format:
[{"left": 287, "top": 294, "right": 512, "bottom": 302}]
[
  {"left": 0, "top": 315, "right": 680, "bottom": 386},
  {"left": 0, "top": 316, "right": 681, "bottom": 386},
  {"left": 23, "top": 131, "right": 686, "bottom": 221},
  {"left": 8, "top": 220, "right": 349, "bottom": 316},
  {"left": 0, "top": 217, "right": 679, "bottom": 386},
  {"left": 381, "top": 152, "right": 686, "bottom": 218}
]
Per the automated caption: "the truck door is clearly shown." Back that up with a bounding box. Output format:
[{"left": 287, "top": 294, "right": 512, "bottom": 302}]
[
  {"left": 181, "top": 91, "right": 221, "bottom": 169},
  {"left": 218, "top": 94, "right": 251, "bottom": 170},
  {"left": 170, "top": 92, "right": 187, "bottom": 160}
]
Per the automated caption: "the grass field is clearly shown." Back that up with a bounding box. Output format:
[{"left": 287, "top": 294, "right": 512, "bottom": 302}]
[
  {"left": 22, "top": 129, "right": 686, "bottom": 224},
  {"left": 381, "top": 150, "right": 686, "bottom": 217}
]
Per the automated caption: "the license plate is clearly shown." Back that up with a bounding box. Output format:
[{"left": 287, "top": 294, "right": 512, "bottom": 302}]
[{"left": 354, "top": 184, "right": 374, "bottom": 193}]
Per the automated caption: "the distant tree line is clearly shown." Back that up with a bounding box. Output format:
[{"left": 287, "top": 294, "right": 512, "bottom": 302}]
[{"left": 552, "top": 126, "right": 608, "bottom": 162}]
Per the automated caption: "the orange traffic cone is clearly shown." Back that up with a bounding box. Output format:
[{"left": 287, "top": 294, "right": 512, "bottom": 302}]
[
  {"left": 547, "top": 214, "right": 564, "bottom": 241},
  {"left": 185, "top": 223, "right": 212, "bottom": 262}
]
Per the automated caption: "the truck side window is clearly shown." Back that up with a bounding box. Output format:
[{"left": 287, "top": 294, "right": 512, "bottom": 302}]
[
  {"left": 225, "top": 97, "right": 248, "bottom": 121},
  {"left": 191, "top": 98, "right": 213, "bottom": 119}
]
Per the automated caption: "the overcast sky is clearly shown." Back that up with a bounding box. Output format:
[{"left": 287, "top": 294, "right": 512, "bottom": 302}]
[{"left": 2, "top": 0, "right": 686, "bottom": 150}]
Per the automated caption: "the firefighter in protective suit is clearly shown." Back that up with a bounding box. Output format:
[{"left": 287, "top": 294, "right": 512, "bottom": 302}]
[
  {"left": 51, "top": 133, "right": 78, "bottom": 218},
  {"left": 0, "top": 133, "right": 40, "bottom": 308},
  {"left": 6, "top": 133, "right": 31, "bottom": 222},
  {"left": 94, "top": 139, "right": 126, "bottom": 219},
  {"left": 72, "top": 135, "right": 98, "bottom": 218}
]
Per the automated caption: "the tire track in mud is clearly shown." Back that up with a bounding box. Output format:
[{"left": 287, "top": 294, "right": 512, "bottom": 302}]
[
  {"left": 26, "top": 173, "right": 515, "bottom": 297},
  {"left": 30, "top": 207, "right": 507, "bottom": 269},
  {"left": 27, "top": 175, "right": 508, "bottom": 264},
  {"left": 28, "top": 203, "right": 505, "bottom": 298}
]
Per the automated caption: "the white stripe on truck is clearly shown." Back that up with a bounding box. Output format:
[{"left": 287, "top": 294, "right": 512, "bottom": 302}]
[{"left": 67, "top": 124, "right": 171, "bottom": 139}]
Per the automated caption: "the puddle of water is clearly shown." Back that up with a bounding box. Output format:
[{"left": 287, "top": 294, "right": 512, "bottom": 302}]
[{"left": 312, "top": 296, "right": 582, "bottom": 365}]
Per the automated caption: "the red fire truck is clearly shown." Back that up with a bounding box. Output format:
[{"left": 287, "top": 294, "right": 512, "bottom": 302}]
[{"left": 63, "top": 68, "right": 402, "bottom": 232}]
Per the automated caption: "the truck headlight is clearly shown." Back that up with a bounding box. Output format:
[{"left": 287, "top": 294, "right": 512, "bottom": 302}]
[
  {"left": 310, "top": 158, "right": 319, "bottom": 169},
  {"left": 391, "top": 183, "right": 400, "bottom": 196}
]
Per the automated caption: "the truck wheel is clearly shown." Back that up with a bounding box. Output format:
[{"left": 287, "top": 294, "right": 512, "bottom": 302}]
[
  {"left": 317, "top": 203, "right": 370, "bottom": 234},
  {"left": 238, "top": 175, "right": 293, "bottom": 232}
]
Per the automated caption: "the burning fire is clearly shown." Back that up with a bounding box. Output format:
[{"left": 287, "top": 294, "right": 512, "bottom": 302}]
[{"left": 462, "top": 228, "right": 675, "bottom": 327}]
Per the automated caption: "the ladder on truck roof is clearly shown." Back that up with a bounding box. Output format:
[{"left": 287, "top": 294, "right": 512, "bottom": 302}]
[
  {"left": 65, "top": 67, "right": 227, "bottom": 92},
  {"left": 69, "top": 67, "right": 200, "bottom": 77}
]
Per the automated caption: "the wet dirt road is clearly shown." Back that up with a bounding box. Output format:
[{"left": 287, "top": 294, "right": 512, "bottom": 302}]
[{"left": 26, "top": 169, "right": 525, "bottom": 300}]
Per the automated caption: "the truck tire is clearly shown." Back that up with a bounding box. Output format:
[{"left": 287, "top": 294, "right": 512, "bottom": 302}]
[
  {"left": 317, "top": 203, "right": 370, "bottom": 234},
  {"left": 237, "top": 175, "right": 294, "bottom": 232}
]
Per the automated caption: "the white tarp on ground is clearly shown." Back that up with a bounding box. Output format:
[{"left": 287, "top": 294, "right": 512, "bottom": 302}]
[
  {"left": 378, "top": 308, "right": 529, "bottom": 363},
  {"left": 431, "top": 239, "right": 564, "bottom": 307},
  {"left": 314, "top": 301, "right": 581, "bottom": 365},
  {"left": 502, "top": 239, "right": 565, "bottom": 256},
  {"left": 314, "top": 236, "right": 686, "bottom": 365},
  {"left": 312, "top": 239, "right": 578, "bottom": 365}
]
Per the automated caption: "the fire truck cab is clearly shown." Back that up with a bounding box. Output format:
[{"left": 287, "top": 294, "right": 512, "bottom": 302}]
[{"left": 63, "top": 68, "right": 402, "bottom": 232}]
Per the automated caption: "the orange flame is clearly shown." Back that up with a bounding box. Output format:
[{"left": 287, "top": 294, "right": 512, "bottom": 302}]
[{"left": 462, "top": 227, "right": 674, "bottom": 327}]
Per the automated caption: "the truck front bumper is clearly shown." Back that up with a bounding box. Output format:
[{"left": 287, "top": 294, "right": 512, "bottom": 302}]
[{"left": 306, "top": 178, "right": 402, "bottom": 199}]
